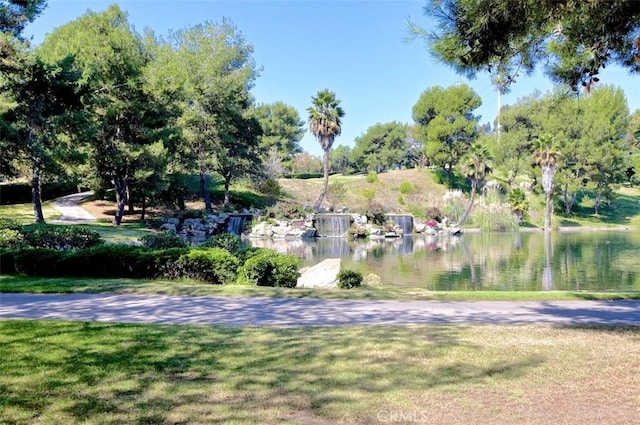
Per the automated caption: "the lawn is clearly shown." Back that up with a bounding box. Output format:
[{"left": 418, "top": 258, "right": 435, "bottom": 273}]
[
  {"left": 2, "top": 275, "right": 639, "bottom": 301},
  {"left": 0, "top": 201, "right": 61, "bottom": 223},
  {"left": 1, "top": 320, "right": 638, "bottom": 424}
]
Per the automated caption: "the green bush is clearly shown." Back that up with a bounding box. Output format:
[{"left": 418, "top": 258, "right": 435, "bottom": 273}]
[
  {"left": 0, "top": 218, "right": 22, "bottom": 231},
  {"left": 399, "top": 181, "right": 414, "bottom": 194},
  {"left": 264, "top": 201, "right": 307, "bottom": 220},
  {"left": 59, "top": 245, "right": 160, "bottom": 278},
  {"left": 337, "top": 269, "right": 363, "bottom": 289},
  {"left": 366, "top": 171, "right": 379, "bottom": 184},
  {"left": 22, "top": 225, "right": 103, "bottom": 251},
  {"left": 237, "top": 249, "right": 299, "bottom": 287},
  {"left": 203, "top": 233, "right": 243, "bottom": 256},
  {"left": 12, "top": 248, "right": 65, "bottom": 276},
  {"left": 0, "top": 248, "right": 18, "bottom": 274},
  {"left": 284, "top": 172, "right": 324, "bottom": 180},
  {"left": 0, "top": 229, "right": 27, "bottom": 249},
  {"left": 174, "top": 248, "right": 239, "bottom": 284},
  {"left": 139, "top": 231, "right": 186, "bottom": 249}
]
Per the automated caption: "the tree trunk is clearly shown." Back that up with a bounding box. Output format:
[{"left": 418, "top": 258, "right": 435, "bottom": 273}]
[
  {"left": 177, "top": 190, "right": 186, "bottom": 211},
  {"left": 200, "top": 167, "right": 212, "bottom": 212},
  {"left": 141, "top": 197, "right": 147, "bottom": 221},
  {"left": 31, "top": 156, "right": 45, "bottom": 224},
  {"left": 198, "top": 141, "right": 212, "bottom": 211},
  {"left": 563, "top": 188, "right": 577, "bottom": 215},
  {"left": 223, "top": 177, "right": 231, "bottom": 207},
  {"left": 127, "top": 182, "right": 135, "bottom": 213},
  {"left": 314, "top": 148, "right": 330, "bottom": 211},
  {"left": 544, "top": 191, "right": 553, "bottom": 231},
  {"left": 594, "top": 193, "right": 601, "bottom": 215},
  {"left": 457, "top": 180, "right": 477, "bottom": 227},
  {"left": 112, "top": 172, "right": 128, "bottom": 226}
]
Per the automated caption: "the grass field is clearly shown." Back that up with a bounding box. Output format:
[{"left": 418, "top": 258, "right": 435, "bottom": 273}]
[
  {"left": 1, "top": 320, "right": 638, "bottom": 424},
  {"left": 2, "top": 275, "right": 639, "bottom": 301}
]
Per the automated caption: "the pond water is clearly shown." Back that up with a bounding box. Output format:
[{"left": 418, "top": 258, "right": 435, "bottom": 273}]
[{"left": 248, "top": 231, "right": 640, "bottom": 291}]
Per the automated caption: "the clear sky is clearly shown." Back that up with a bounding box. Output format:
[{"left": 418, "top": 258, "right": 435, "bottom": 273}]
[{"left": 25, "top": 0, "right": 640, "bottom": 157}]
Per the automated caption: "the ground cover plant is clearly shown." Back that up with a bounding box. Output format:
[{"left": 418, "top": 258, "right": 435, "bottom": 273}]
[{"left": 0, "top": 321, "right": 638, "bottom": 424}]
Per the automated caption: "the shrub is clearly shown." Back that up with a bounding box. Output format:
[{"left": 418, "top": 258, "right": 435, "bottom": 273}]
[
  {"left": 399, "top": 181, "right": 414, "bottom": 194},
  {"left": 366, "top": 171, "right": 379, "bottom": 184},
  {"left": 364, "top": 201, "right": 387, "bottom": 226},
  {"left": 237, "top": 249, "right": 299, "bottom": 287},
  {"left": 139, "top": 231, "right": 186, "bottom": 249},
  {"left": 59, "top": 245, "right": 163, "bottom": 278},
  {"left": 255, "top": 177, "right": 282, "bottom": 200},
  {"left": 424, "top": 206, "right": 442, "bottom": 222},
  {"left": 12, "top": 248, "right": 65, "bottom": 276},
  {"left": 203, "top": 233, "right": 243, "bottom": 256},
  {"left": 174, "top": 248, "right": 239, "bottom": 284},
  {"left": 337, "top": 269, "right": 363, "bottom": 289},
  {"left": 264, "top": 201, "right": 307, "bottom": 220},
  {"left": 22, "top": 225, "right": 103, "bottom": 251},
  {"left": 0, "top": 218, "right": 22, "bottom": 231},
  {"left": 0, "top": 229, "right": 27, "bottom": 249}
]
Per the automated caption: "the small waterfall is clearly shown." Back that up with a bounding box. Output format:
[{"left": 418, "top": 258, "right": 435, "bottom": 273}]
[
  {"left": 313, "top": 214, "right": 351, "bottom": 237},
  {"left": 226, "top": 214, "right": 251, "bottom": 235},
  {"left": 386, "top": 214, "right": 414, "bottom": 236}
]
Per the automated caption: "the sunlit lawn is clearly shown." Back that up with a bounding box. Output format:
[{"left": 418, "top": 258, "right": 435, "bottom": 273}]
[
  {"left": 0, "top": 201, "right": 61, "bottom": 223},
  {"left": 2, "top": 275, "right": 639, "bottom": 301},
  {"left": 1, "top": 320, "right": 638, "bottom": 424}
]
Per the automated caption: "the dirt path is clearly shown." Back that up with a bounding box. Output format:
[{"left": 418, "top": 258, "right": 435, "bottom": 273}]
[{"left": 1, "top": 293, "right": 638, "bottom": 326}]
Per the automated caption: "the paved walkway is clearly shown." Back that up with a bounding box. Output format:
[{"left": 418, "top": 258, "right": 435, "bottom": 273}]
[
  {"left": 50, "top": 191, "right": 96, "bottom": 224},
  {"left": 1, "top": 293, "right": 638, "bottom": 326}
]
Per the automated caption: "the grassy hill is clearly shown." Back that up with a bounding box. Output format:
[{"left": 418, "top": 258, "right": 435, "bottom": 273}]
[{"left": 278, "top": 168, "right": 447, "bottom": 214}]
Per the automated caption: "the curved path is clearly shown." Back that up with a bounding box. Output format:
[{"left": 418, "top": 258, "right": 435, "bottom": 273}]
[
  {"left": 50, "top": 191, "right": 96, "bottom": 224},
  {"left": 1, "top": 293, "right": 639, "bottom": 326}
]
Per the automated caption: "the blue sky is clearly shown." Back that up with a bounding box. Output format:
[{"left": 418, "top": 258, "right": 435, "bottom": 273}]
[{"left": 26, "top": 0, "right": 640, "bottom": 157}]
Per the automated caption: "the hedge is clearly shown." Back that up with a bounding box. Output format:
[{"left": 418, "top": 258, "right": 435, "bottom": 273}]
[{"left": 0, "top": 182, "right": 77, "bottom": 205}]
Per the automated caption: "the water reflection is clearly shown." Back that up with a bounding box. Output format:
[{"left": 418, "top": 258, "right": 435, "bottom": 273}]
[{"left": 248, "top": 231, "right": 640, "bottom": 291}]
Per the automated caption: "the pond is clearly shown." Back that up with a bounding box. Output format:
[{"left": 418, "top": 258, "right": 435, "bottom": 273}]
[{"left": 248, "top": 231, "right": 640, "bottom": 291}]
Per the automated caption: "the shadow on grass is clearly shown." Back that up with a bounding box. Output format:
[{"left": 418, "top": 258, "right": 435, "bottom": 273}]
[{"left": 0, "top": 321, "right": 545, "bottom": 424}]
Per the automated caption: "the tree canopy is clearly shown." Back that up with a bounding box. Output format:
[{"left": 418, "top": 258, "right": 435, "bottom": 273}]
[{"left": 416, "top": 0, "right": 640, "bottom": 90}]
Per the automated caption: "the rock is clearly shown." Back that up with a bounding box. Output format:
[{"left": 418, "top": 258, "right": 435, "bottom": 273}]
[
  {"left": 160, "top": 223, "right": 177, "bottom": 233},
  {"left": 166, "top": 217, "right": 180, "bottom": 225},
  {"left": 297, "top": 258, "right": 342, "bottom": 288},
  {"left": 250, "top": 221, "right": 273, "bottom": 238},
  {"left": 272, "top": 225, "right": 290, "bottom": 237},
  {"left": 363, "top": 273, "right": 383, "bottom": 288}
]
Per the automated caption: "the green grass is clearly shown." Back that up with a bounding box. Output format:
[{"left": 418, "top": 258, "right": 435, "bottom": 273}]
[
  {"left": 0, "top": 201, "right": 61, "bottom": 223},
  {"left": 2, "top": 275, "right": 639, "bottom": 301},
  {"left": 558, "top": 186, "right": 640, "bottom": 228},
  {"left": 1, "top": 320, "right": 638, "bottom": 424},
  {"left": 76, "top": 222, "right": 154, "bottom": 244}
]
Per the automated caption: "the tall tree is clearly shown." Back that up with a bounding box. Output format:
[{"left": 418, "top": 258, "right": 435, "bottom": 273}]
[
  {"left": 0, "top": 53, "right": 82, "bottom": 223},
  {"left": 351, "top": 122, "right": 410, "bottom": 173},
  {"left": 0, "top": 0, "right": 47, "bottom": 37},
  {"left": 307, "top": 89, "right": 345, "bottom": 210},
  {"left": 248, "top": 101, "right": 305, "bottom": 164},
  {"left": 414, "top": 0, "right": 640, "bottom": 90},
  {"left": 412, "top": 84, "right": 481, "bottom": 185},
  {"left": 39, "top": 5, "right": 170, "bottom": 225},
  {"left": 148, "top": 21, "right": 259, "bottom": 210},
  {"left": 456, "top": 142, "right": 492, "bottom": 227},
  {"left": 533, "top": 135, "right": 560, "bottom": 231}
]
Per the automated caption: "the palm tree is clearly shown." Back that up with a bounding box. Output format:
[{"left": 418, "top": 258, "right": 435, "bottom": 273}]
[
  {"left": 307, "top": 89, "right": 344, "bottom": 211},
  {"left": 533, "top": 135, "right": 560, "bottom": 231},
  {"left": 457, "top": 142, "right": 493, "bottom": 227}
]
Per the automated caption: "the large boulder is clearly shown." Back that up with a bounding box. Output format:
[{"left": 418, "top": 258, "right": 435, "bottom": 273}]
[{"left": 297, "top": 258, "right": 342, "bottom": 288}]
